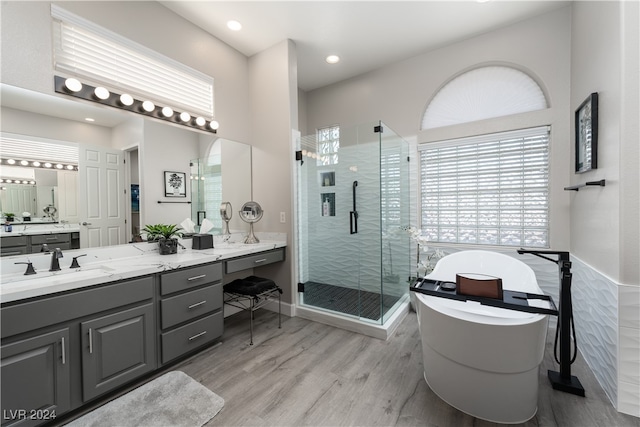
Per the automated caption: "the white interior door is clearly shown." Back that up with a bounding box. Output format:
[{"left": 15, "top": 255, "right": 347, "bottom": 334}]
[{"left": 78, "top": 145, "right": 125, "bottom": 248}]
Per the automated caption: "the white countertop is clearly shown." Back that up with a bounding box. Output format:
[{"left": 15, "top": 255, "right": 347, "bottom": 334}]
[
  {"left": 1, "top": 224, "right": 80, "bottom": 236},
  {"left": 0, "top": 233, "right": 286, "bottom": 304}
]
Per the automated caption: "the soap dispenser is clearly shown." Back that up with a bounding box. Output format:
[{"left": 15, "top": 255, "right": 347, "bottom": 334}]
[{"left": 322, "top": 198, "right": 330, "bottom": 217}]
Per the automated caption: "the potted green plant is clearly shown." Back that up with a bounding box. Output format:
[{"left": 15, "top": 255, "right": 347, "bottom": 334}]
[
  {"left": 4, "top": 213, "right": 15, "bottom": 222},
  {"left": 142, "top": 224, "right": 183, "bottom": 255}
]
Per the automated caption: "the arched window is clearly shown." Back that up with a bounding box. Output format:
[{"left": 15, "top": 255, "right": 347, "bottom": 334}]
[
  {"left": 419, "top": 66, "right": 551, "bottom": 248},
  {"left": 421, "top": 66, "right": 547, "bottom": 130}
]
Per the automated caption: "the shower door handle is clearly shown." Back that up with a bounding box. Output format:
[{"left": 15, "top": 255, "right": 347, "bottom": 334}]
[{"left": 350, "top": 180, "right": 358, "bottom": 234}]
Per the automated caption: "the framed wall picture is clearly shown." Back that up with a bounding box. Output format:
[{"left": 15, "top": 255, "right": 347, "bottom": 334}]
[
  {"left": 575, "top": 92, "right": 598, "bottom": 173},
  {"left": 164, "top": 171, "right": 187, "bottom": 197}
]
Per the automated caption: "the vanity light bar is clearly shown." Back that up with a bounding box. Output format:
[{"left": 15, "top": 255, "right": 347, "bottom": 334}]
[
  {"left": 0, "top": 178, "right": 37, "bottom": 185},
  {"left": 0, "top": 158, "right": 78, "bottom": 171},
  {"left": 54, "top": 76, "right": 219, "bottom": 133}
]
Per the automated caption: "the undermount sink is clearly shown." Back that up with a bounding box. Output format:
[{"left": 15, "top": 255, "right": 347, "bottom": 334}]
[{"left": 1, "top": 264, "right": 112, "bottom": 285}]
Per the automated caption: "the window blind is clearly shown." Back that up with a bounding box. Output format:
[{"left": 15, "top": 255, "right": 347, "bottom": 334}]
[
  {"left": 419, "top": 127, "right": 550, "bottom": 248},
  {"left": 51, "top": 5, "right": 214, "bottom": 119}
]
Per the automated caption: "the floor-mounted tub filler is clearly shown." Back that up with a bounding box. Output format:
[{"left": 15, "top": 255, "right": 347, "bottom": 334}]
[{"left": 413, "top": 250, "right": 551, "bottom": 424}]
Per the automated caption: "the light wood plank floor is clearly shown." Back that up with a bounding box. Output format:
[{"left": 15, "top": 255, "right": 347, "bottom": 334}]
[{"left": 173, "top": 310, "right": 639, "bottom": 427}]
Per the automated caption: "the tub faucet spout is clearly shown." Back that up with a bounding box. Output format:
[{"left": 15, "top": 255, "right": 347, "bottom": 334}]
[{"left": 50, "top": 248, "right": 64, "bottom": 271}]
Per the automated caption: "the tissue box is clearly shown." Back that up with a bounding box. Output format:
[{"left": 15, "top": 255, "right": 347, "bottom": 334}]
[{"left": 192, "top": 234, "right": 213, "bottom": 250}]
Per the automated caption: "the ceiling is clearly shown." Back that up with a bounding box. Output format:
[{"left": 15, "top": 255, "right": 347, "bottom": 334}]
[
  {"left": 1, "top": 1, "right": 570, "bottom": 128},
  {"left": 162, "top": 0, "right": 571, "bottom": 92}
]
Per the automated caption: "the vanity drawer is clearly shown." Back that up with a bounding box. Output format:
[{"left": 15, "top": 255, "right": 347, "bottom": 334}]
[
  {"left": 1, "top": 246, "right": 27, "bottom": 257},
  {"left": 225, "top": 248, "right": 285, "bottom": 274},
  {"left": 160, "top": 263, "right": 222, "bottom": 296},
  {"left": 31, "top": 233, "right": 71, "bottom": 245},
  {"left": 1, "top": 235, "right": 27, "bottom": 247},
  {"left": 28, "top": 242, "right": 71, "bottom": 253},
  {"left": 160, "top": 283, "right": 222, "bottom": 329},
  {"left": 160, "top": 312, "right": 222, "bottom": 364}
]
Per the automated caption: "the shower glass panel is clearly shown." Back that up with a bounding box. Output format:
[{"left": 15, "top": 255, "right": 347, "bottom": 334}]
[
  {"left": 190, "top": 157, "right": 222, "bottom": 232},
  {"left": 296, "top": 121, "right": 410, "bottom": 324}
]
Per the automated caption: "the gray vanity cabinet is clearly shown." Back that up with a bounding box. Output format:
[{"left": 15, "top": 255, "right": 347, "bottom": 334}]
[
  {"left": 0, "top": 236, "right": 28, "bottom": 257},
  {"left": 80, "top": 303, "right": 155, "bottom": 401},
  {"left": 0, "top": 328, "right": 70, "bottom": 427},
  {"left": 158, "top": 262, "right": 223, "bottom": 364},
  {"left": 0, "top": 276, "right": 155, "bottom": 425}
]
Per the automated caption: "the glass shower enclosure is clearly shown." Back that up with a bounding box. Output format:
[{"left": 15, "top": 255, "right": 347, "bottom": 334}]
[{"left": 296, "top": 121, "right": 411, "bottom": 324}]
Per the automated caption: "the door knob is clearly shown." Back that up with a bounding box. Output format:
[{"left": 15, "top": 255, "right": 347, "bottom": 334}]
[{"left": 82, "top": 222, "right": 92, "bottom": 226}]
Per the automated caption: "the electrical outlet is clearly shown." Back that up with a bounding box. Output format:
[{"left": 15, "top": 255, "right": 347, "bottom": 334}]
[{"left": 280, "top": 212, "right": 286, "bottom": 223}]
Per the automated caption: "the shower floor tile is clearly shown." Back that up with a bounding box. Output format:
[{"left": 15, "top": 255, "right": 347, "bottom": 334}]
[{"left": 301, "top": 281, "right": 401, "bottom": 321}]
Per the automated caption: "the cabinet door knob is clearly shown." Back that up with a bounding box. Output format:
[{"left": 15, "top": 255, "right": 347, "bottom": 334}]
[{"left": 187, "top": 274, "right": 206, "bottom": 281}]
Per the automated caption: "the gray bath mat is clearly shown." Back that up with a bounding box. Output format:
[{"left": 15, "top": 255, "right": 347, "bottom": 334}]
[{"left": 66, "top": 371, "right": 224, "bottom": 427}]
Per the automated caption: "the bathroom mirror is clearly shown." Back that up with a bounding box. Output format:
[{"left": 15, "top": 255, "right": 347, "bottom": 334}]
[
  {"left": 190, "top": 140, "right": 251, "bottom": 235},
  {"left": 1, "top": 83, "right": 253, "bottom": 244},
  {"left": 0, "top": 149, "right": 73, "bottom": 223}
]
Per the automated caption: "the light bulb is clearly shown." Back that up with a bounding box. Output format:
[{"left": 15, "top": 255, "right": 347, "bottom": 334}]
[
  {"left": 32, "top": 161, "right": 41, "bottom": 167},
  {"left": 55, "top": 164, "right": 64, "bottom": 169},
  {"left": 20, "top": 160, "right": 29, "bottom": 166},
  {"left": 66, "top": 165, "right": 74, "bottom": 170},
  {"left": 195, "top": 117, "right": 206, "bottom": 126},
  {"left": 64, "top": 78, "right": 82, "bottom": 92},
  {"left": 119, "top": 94, "right": 134, "bottom": 106},
  {"left": 7, "top": 159, "right": 16, "bottom": 165},
  {"left": 142, "top": 101, "right": 155, "bottom": 112},
  {"left": 161, "top": 107, "right": 174, "bottom": 117},
  {"left": 209, "top": 120, "right": 219, "bottom": 130},
  {"left": 179, "top": 112, "right": 191, "bottom": 122},
  {"left": 44, "top": 163, "right": 52, "bottom": 168},
  {"left": 94, "top": 87, "right": 110, "bottom": 100}
]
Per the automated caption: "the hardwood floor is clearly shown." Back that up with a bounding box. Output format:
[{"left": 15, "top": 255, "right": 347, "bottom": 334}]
[{"left": 175, "top": 310, "right": 639, "bottom": 427}]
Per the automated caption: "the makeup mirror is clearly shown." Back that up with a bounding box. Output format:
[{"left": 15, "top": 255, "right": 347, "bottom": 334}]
[{"left": 240, "top": 201, "right": 263, "bottom": 244}]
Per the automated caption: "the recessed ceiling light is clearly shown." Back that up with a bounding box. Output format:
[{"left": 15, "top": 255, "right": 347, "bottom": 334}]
[
  {"left": 326, "top": 55, "right": 340, "bottom": 64},
  {"left": 227, "top": 20, "right": 242, "bottom": 31}
]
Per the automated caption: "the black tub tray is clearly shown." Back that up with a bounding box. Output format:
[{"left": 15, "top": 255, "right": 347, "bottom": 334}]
[{"left": 411, "top": 278, "right": 558, "bottom": 316}]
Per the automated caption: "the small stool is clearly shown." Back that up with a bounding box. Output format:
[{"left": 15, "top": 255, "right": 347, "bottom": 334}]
[{"left": 223, "top": 276, "right": 282, "bottom": 345}]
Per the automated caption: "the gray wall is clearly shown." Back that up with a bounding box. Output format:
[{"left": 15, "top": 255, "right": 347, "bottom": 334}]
[
  {"left": 304, "top": 6, "right": 573, "bottom": 251},
  {"left": 1, "top": 1, "right": 296, "bottom": 303},
  {"left": 301, "top": 2, "right": 639, "bottom": 417},
  {"left": 569, "top": 1, "right": 639, "bottom": 416}
]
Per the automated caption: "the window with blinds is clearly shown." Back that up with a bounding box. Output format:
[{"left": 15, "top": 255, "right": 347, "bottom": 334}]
[
  {"left": 51, "top": 5, "right": 214, "bottom": 119},
  {"left": 419, "top": 127, "right": 550, "bottom": 248}
]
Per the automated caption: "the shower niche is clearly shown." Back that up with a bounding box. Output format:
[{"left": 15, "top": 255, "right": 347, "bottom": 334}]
[{"left": 320, "top": 193, "right": 335, "bottom": 217}]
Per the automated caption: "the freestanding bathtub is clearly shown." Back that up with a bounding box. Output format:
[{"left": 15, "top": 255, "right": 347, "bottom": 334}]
[{"left": 414, "top": 250, "right": 549, "bottom": 424}]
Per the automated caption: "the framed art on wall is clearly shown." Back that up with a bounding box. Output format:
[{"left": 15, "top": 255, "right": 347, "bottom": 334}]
[
  {"left": 164, "top": 171, "right": 186, "bottom": 197},
  {"left": 575, "top": 92, "right": 598, "bottom": 173}
]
